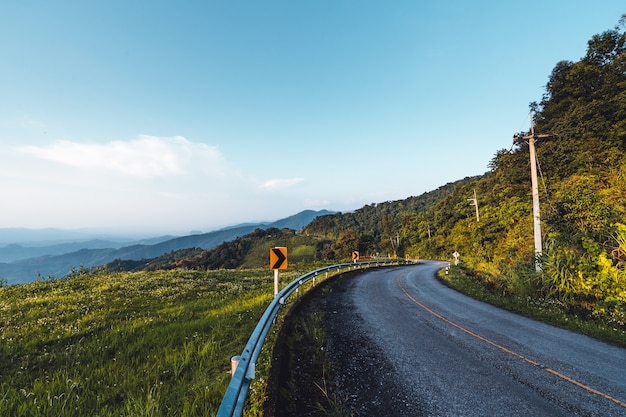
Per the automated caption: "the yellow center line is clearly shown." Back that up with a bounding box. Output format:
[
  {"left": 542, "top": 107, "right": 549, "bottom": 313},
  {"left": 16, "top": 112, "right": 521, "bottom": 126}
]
[{"left": 396, "top": 274, "right": 626, "bottom": 409}]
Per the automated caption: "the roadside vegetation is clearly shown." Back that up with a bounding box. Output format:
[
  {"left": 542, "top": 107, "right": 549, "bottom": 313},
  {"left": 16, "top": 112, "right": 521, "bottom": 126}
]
[
  {"left": 0, "top": 265, "right": 324, "bottom": 417},
  {"left": 263, "top": 274, "right": 350, "bottom": 417},
  {"left": 439, "top": 265, "right": 626, "bottom": 348}
]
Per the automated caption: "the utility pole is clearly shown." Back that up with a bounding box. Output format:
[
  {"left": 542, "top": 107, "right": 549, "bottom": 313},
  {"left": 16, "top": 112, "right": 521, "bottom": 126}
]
[
  {"left": 468, "top": 189, "right": 479, "bottom": 222},
  {"left": 513, "top": 110, "right": 552, "bottom": 272}
]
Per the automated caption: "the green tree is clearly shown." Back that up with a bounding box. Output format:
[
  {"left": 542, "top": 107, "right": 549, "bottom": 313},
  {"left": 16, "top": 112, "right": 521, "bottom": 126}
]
[
  {"left": 544, "top": 175, "right": 619, "bottom": 249},
  {"left": 332, "top": 229, "right": 360, "bottom": 260}
]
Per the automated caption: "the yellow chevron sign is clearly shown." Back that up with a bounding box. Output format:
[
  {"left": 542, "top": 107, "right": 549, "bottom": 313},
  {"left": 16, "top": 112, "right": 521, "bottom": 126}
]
[{"left": 269, "top": 247, "right": 288, "bottom": 270}]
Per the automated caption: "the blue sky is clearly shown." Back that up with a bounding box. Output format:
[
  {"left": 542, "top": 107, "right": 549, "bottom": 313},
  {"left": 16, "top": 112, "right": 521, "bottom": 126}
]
[{"left": 1, "top": 1, "right": 624, "bottom": 235}]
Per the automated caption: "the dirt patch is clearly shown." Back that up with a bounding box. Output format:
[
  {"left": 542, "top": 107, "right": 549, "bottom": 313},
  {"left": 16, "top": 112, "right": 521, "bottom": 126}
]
[{"left": 264, "top": 270, "right": 420, "bottom": 417}]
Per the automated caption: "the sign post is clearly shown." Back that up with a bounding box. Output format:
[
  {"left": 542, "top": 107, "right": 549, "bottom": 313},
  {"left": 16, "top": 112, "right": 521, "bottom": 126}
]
[
  {"left": 352, "top": 251, "right": 360, "bottom": 263},
  {"left": 269, "top": 247, "right": 288, "bottom": 296}
]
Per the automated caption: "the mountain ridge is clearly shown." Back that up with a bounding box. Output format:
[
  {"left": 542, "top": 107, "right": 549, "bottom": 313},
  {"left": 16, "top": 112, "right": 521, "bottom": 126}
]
[{"left": 0, "top": 209, "right": 334, "bottom": 284}]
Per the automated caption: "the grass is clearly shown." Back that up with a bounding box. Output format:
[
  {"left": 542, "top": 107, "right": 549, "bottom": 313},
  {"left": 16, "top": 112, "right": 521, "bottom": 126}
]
[
  {"left": 439, "top": 265, "right": 626, "bottom": 348},
  {"left": 0, "top": 265, "right": 324, "bottom": 417},
  {"left": 244, "top": 264, "right": 347, "bottom": 416},
  {"left": 264, "top": 270, "right": 356, "bottom": 417}
]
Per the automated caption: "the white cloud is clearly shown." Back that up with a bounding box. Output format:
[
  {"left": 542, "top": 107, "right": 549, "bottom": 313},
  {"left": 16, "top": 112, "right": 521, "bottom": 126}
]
[
  {"left": 16, "top": 135, "right": 223, "bottom": 178},
  {"left": 259, "top": 177, "right": 305, "bottom": 190},
  {"left": 0, "top": 136, "right": 319, "bottom": 232}
]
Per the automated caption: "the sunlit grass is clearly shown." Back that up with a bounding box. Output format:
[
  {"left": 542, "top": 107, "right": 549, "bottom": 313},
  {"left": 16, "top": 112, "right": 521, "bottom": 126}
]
[
  {"left": 439, "top": 265, "right": 626, "bottom": 348},
  {"left": 0, "top": 266, "right": 315, "bottom": 416}
]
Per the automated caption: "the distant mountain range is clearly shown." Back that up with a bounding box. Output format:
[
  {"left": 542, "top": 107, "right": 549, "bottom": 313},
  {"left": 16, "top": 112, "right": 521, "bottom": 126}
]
[
  {"left": 0, "top": 228, "right": 172, "bottom": 247},
  {"left": 0, "top": 209, "right": 334, "bottom": 285}
]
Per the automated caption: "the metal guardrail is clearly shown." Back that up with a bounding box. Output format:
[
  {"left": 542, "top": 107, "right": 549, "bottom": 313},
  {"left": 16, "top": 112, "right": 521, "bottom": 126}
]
[{"left": 216, "top": 259, "right": 416, "bottom": 417}]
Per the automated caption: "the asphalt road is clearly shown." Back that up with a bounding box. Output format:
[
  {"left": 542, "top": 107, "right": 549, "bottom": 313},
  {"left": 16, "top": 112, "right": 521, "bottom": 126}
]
[{"left": 325, "top": 261, "right": 626, "bottom": 416}]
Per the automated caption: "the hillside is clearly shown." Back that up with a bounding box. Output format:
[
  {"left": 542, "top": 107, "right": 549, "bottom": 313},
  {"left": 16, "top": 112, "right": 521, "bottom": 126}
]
[
  {"left": 100, "top": 187, "right": 466, "bottom": 274},
  {"left": 300, "top": 20, "right": 626, "bottom": 325},
  {"left": 0, "top": 266, "right": 317, "bottom": 416},
  {"left": 302, "top": 178, "right": 477, "bottom": 252},
  {"left": 103, "top": 228, "right": 328, "bottom": 272}
]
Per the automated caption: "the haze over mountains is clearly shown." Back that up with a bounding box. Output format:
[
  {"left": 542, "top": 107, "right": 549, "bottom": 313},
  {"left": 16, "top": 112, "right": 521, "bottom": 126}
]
[{"left": 0, "top": 209, "right": 333, "bottom": 285}]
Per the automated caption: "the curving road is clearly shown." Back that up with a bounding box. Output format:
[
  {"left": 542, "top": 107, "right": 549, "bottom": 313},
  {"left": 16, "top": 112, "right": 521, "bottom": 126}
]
[{"left": 324, "top": 261, "right": 626, "bottom": 416}]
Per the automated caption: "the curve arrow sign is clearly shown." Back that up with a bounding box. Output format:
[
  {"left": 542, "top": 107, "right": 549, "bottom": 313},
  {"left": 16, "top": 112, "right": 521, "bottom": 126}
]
[{"left": 270, "top": 247, "right": 288, "bottom": 270}]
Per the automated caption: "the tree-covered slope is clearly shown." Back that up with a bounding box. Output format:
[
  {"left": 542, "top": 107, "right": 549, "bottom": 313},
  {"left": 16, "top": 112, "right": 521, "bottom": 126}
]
[
  {"left": 301, "top": 178, "right": 477, "bottom": 255},
  {"left": 302, "top": 17, "right": 626, "bottom": 325},
  {"left": 397, "top": 17, "right": 626, "bottom": 323}
]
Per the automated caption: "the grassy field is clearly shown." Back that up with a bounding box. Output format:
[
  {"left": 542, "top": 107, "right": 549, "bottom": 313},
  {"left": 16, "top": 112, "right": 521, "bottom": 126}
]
[{"left": 0, "top": 266, "right": 321, "bottom": 417}]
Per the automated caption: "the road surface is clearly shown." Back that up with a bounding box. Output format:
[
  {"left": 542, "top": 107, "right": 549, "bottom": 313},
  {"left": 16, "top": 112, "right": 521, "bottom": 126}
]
[{"left": 322, "top": 261, "right": 626, "bottom": 416}]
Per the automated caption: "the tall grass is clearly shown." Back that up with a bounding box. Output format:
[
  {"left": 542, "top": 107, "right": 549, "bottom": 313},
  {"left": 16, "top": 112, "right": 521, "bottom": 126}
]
[
  {"left": 0, "top": 266, "right": 313, "bottom": 416},
  {"left": 439, "top": 265, "right": 626, "bottom": 347}
]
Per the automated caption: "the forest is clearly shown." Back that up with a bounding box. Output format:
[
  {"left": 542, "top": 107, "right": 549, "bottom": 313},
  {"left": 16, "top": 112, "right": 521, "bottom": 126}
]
[{"left": 303, "top": 17, "right": 626, "bottom": 326}]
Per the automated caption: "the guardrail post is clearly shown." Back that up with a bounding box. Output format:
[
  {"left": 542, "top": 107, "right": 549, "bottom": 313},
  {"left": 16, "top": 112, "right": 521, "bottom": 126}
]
[{"left": 230, "top": 355, "right": 241, "bottom": 377}]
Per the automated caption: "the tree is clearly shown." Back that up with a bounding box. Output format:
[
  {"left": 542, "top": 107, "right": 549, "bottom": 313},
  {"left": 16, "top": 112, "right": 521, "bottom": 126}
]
[
  {"left": 332, "top": 229, "right": 360, "bottom": 260},
  {"left": 381, "top": 214, "right": 398, "bottom": 256},
  {"left": 544, "top": 175, "right": 619, "bottom": 248}
]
